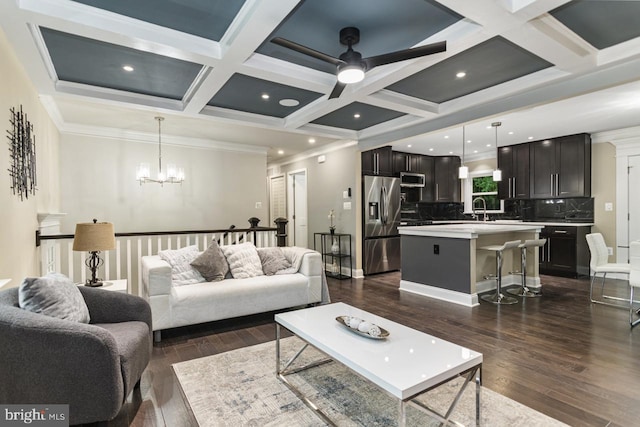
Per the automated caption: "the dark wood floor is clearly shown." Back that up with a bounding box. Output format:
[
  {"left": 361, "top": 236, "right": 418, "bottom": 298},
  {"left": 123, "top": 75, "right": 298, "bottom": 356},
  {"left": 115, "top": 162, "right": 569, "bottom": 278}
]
[{"left": 94, "top": 273, "right": 640, "bottom": 427}]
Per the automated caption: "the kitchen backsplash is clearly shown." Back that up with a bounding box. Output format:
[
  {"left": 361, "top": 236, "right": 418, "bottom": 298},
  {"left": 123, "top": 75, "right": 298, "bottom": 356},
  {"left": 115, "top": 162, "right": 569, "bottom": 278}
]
[{"left": 401, "top": 197, "right": 594, "bottom": 222}]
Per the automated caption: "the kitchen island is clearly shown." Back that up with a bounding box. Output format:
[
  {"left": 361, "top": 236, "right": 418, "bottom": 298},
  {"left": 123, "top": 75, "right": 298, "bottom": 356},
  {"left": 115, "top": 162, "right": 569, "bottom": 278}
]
[{"left": 399, "top": 223, "right": 543, "bottom": 306}]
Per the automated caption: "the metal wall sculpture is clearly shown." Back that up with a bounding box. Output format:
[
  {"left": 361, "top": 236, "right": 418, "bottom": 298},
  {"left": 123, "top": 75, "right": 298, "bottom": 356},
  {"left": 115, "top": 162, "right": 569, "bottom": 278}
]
[{"left": 7, "top": 105, "right": 37, "bottom": 200}]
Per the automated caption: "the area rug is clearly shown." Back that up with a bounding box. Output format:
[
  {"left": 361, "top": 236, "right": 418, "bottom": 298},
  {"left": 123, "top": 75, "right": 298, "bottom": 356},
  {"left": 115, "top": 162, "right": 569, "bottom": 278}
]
[{"left": 173, "top": 337, "right": 567, "bottom": 427}]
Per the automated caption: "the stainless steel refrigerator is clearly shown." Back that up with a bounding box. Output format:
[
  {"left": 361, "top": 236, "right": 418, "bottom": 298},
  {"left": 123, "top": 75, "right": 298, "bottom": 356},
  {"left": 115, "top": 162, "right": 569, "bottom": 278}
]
[{"left": 363, "top": 175, "right": 401, "bottom": 274}]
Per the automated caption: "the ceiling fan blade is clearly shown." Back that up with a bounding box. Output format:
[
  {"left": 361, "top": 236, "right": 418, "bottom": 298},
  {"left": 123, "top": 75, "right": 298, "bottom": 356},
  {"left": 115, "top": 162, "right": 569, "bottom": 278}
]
[
  {"left": 271, "top": 37, "right": 344, "bottom": 66},
  {"left": 363, "top": 41, "right": 446, "bottom": 69},
  {"left": 328, "top": 81, "right": 346, "bottom": 99}
]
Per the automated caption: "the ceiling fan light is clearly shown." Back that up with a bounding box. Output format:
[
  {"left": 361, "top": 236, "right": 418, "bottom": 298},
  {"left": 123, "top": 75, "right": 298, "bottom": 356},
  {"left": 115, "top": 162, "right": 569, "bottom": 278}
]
[{"left": 337, "top": 64, "right": 364, "bottom": 84}]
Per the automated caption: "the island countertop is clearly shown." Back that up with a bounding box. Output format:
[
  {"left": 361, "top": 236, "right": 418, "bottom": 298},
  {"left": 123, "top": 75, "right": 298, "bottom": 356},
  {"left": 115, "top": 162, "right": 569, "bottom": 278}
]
[{"left": 399, "top": 223, "right": 543, "bottom": 239}]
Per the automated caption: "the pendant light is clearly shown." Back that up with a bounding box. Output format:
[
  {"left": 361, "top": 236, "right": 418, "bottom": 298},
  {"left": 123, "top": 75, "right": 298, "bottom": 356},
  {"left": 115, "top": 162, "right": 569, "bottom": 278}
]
[
  {"left": 492, "top": 121, "right": 502, "bottom": 182},
  {"left": 458, "top": 125, "right": 468, "bottom": 179},
  {"left": 136, "top": 117, "right": 185, "bottom": 186}
]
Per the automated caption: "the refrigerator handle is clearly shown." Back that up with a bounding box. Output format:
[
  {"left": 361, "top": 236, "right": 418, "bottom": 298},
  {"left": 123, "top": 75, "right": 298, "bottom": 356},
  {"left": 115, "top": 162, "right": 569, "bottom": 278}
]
[{"left": 380, "top": 185, "right": 387, "bottom": 224}]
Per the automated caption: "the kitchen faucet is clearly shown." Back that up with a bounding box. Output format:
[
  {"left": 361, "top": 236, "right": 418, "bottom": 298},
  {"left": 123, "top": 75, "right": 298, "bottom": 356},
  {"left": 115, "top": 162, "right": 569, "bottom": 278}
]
[{"left": 472, "top": 197, "right": 488, "bottom": 222}]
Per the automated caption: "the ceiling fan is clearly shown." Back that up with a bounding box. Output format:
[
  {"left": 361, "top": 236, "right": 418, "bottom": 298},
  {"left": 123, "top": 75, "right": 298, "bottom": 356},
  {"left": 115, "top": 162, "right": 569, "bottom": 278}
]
[{"left": 271, "top": 27, "right": 446, "bottom": 99}]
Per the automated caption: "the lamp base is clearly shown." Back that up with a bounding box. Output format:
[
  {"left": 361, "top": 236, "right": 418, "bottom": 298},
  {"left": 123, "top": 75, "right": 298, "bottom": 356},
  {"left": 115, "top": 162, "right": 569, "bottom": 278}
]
[{"left": 85, "top": 280, "right": 104, "bottom": 287}]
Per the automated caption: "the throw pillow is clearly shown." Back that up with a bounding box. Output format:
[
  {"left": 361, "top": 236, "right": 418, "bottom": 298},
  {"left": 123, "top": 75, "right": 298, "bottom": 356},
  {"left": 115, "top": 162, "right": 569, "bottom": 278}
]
[
  {"left": 190, "top": 240, "right": 229, "bottom": 282},
  {"left": 19, "top": 273, "right": 90, "bottom": 323},
  {"left": 221, "top": 242, "right": 264, "bottom": 279},
  {"left": 159, "top": 245, "right": 205, "bottom": 286},
  {"left": 257, "top": 247, "right": 292, "bottom": 276}
]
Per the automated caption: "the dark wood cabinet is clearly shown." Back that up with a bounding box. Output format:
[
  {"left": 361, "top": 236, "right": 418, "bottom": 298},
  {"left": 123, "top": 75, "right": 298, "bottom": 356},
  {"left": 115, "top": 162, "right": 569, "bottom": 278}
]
[
  {"left": 539, "top": 226, "right": 590, "bottom": 278},
  {"left": 433, "top": 156, "right": 461, "bottom": 202},
  {"left": 497, "top": 143, "right": 529, "bottom": 199},
  {"left": 420, "top": 155, "right": 435, "bottom": 201},
  {"left": 362, "top": 146, "right": 393, "bottom": 176},
  {"left": 530, "top": 133, "right": 591, "bottom": 199}
]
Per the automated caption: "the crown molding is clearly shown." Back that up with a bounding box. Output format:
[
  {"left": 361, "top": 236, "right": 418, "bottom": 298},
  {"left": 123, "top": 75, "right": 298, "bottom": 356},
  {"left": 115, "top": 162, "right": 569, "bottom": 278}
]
[{"left": 269, "top": 140, "right": 358, "bottom": 168}]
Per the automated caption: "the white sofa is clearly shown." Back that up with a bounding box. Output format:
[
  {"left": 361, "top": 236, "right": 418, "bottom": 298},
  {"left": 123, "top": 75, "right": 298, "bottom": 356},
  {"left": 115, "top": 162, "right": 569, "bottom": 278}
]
[{"left": 141, "top": 248, "right": 326, "bottom": 341}]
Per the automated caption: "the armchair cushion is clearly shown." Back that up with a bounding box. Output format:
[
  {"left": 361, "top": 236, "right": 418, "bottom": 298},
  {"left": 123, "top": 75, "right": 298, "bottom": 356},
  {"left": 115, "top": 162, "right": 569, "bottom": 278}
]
[{"left": 18, "top": 273, "right": 90, "bottom": 323}]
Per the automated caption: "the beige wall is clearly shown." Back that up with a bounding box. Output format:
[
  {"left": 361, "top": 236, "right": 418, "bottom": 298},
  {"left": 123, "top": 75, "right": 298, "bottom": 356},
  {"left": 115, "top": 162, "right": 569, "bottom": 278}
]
[
  {"left": 591, "top": 142, "right": 616, "bottom": 256},
  {"left": 59, "top": 134, "right": 268, "bottom": 233},
  {"left": 0, "top": 29, "right": 60, "bottom": 286},
  {"left": 273, "top": 144, "right": 360, "bottom": 269}
]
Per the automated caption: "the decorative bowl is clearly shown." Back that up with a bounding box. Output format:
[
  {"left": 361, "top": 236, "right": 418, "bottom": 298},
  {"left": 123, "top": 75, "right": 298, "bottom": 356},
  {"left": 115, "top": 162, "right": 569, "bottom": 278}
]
[{"left": 336, "top": 316, "right": 389, "bottom": 340}]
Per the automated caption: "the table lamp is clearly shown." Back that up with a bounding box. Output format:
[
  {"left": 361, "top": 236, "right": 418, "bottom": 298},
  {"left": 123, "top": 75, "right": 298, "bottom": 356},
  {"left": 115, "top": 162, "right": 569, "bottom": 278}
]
[{"left": 72, "top": 219, "right": 116, "bottom": 287}]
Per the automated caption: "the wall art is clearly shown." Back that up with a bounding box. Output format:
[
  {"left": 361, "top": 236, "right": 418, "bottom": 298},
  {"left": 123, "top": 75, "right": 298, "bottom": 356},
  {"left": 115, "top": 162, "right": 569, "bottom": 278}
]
[{"left": 7, "top": 105, "right": 37, "bottom": 200}]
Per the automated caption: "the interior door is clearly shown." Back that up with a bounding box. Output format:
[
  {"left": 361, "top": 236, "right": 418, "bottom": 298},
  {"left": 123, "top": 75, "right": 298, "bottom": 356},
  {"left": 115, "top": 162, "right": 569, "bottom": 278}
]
[
  {"left": 287, "top": 170, "right": 308, "bottom": 248},
  {"left": 629, "top": 155, "right": 640, "bottom": 243}
]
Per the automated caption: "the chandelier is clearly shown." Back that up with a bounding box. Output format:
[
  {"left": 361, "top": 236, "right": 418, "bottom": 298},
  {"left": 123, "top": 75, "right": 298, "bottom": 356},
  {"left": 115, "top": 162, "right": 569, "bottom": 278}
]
[{"left": 136, "top": 116, "right": 184, "bottom": 185}]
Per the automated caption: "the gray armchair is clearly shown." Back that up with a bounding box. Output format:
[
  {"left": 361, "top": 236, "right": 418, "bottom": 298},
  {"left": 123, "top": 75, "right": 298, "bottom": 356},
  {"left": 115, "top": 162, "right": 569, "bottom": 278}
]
[{"left": 0, "top": 286, "right": 152, "bottom": 425}]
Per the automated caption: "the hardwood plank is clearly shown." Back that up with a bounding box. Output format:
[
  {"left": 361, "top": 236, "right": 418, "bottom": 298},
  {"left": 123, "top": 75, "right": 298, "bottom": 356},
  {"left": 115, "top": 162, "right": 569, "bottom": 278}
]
[{"left": 98, "top": 273, "right": 640, "bottom": 427}]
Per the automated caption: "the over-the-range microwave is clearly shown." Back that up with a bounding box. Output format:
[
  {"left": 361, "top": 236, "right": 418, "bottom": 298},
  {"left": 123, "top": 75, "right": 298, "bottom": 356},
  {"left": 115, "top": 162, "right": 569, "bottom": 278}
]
[{"left": 400, "top": 172, "right": 425, "bottom": 187}]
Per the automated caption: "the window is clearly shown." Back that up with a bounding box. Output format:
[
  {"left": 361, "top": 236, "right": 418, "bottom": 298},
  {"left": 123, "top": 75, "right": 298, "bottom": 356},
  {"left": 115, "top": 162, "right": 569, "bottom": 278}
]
[{"left": 464, "top": 171, "right": 503, "bottom": 214}]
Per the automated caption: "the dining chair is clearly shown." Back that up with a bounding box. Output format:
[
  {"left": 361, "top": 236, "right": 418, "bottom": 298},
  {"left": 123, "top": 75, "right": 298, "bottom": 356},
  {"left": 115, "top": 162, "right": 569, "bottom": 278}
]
[
  {"left": 629, "top": 241, "right": 640, "bottom": 328},
  {"left": 585, "top": 233, "right": 630, "bottom": 306}
]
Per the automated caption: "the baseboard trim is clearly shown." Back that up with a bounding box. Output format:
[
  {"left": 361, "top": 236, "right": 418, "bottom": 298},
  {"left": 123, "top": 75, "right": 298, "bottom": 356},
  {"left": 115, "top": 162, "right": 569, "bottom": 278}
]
[
  {"left": 400, "top": 280, "right": 479, "bottom": 307},
  {"left": 475, "top": 275, "right": 541, "bottom": 294}
]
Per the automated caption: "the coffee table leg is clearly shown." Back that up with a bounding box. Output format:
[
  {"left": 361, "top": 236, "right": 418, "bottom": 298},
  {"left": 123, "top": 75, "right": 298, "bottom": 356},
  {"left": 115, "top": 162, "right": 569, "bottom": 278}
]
[
  {"left": 476, "top": 365, "right": 482, "bottom": 426},
  {"left": 275, "top": 323, "right": 281, "bottom": 375},
  {"left": 398, "top": 400, "right": 407, "bottom": 427}
]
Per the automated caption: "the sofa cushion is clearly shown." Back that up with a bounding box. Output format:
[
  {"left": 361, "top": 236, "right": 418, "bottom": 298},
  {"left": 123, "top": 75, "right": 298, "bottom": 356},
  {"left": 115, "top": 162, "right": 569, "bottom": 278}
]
[
  {"left": 221, "top": 243, "right": 264, "bottom": 279},
  {"left": 190, "top": 240, "right": 229, "bottom": 282},
  {"left": 159, "top": 246, "right": 204, "bottom": 286},
  {"left": 257, "top": 247, "right": 292, "bottom": 276},
  {"left": 18, "top": 273, "right": 90, "bottom": 323}
]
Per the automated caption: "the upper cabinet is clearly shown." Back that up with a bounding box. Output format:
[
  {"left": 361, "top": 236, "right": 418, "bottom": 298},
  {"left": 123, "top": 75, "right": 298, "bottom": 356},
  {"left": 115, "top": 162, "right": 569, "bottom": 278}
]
[
  {"left": 529, "top": 133, "right": 591, "bottom": 199},
  {"left": 497, "top": 143, "right": 530, "bottom": 199},
  {"left": 433, "top": 156, "right": 461, "bottom": 202},
  {"left": 392, "top": 152, "right": 433, "bottom": 176},
  {"left": 362, "top": 146, "right": 393, "bottom": 176}
]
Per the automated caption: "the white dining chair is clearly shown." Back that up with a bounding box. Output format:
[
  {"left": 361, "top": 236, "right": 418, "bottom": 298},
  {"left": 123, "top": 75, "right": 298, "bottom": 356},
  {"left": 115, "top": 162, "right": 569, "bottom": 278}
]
[
  {"left": 629, "top": 241, "right": 640, "bottom": 328},
  {"left": 585, "top": 233, "right": 630, "bottom": 306}
]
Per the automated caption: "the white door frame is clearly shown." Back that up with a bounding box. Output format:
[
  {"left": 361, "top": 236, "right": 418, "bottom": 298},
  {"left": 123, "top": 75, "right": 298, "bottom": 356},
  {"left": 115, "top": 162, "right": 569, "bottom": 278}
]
[{"left": 287, "top": 169, "right": 308, "bottom": 248}]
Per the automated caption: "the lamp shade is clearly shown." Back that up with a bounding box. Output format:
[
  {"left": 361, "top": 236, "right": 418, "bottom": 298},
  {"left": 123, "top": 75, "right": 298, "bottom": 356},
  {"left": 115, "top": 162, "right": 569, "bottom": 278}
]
[{"left": 73, "top": 221, "right": 116, "bottom": 252}]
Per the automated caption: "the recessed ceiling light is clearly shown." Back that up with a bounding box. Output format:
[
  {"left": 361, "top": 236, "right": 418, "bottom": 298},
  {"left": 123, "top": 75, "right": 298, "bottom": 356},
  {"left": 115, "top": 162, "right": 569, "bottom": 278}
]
[
  {"left": 486, "top": 144, "right": 491, "bottom": 147},
  {"left": 467, "top": 140, "right": 472, "bottom": 143},
  {"left": 486, "top": 125, "right": 492, "bottom": 129},
  {"left": 277, "top": 149, "right": 284, "bottom": 155},
  {"left": 508, "top": 131, "right": 514, "bottom": 135},
  {"left": 473, "top": 150, "right": 478, "bottom": 153},
  {"left": 528, "top": 136, "right": 534, "bottom": 140},
  {"left": 407, "top": 144, "right": 412, "bottom": 148},
  {"left": 261, "top": 93, "right": 270, "bottom": 100},
  {"left": 444, "top": 135, "right": 449, "bottom": 139},
  {"left": 308, "top": 138, "right": 316, "bottom": 144},
  {"left": 354, "top": 113, "right": 361, "bottom": 119},
  {"left": 456, "top": 71, "right": 466, "bottom": 78},
  {"left": 122, "top": 65, "right": 134, "bottom": 72},
  {"left": 279, "top": 98, "right": 299, "bottom": 107},
  {"left": 429, "top": 148, "right": 434, "bottom": 152},
  {"left": 449, "top": 151, "right": 453, "bottom": 154}
]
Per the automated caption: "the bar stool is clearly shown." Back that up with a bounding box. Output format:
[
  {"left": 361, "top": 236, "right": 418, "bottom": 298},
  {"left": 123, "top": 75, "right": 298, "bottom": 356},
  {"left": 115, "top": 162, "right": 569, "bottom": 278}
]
[
  {"left": 480, "top": 240, "right": 521, "bottom": 305},
  {"left": 507, "top": 239, "right": 547, "bottom": 298}
]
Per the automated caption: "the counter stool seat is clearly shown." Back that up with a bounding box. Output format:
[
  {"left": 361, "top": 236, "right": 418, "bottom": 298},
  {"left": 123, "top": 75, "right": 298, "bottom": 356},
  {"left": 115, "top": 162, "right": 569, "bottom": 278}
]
[
  {"left": 480, "top": 240, "right": 521, "bottom": 305},
  {"left": 507, "top": 239, "right": 547, "bottom": 298}
]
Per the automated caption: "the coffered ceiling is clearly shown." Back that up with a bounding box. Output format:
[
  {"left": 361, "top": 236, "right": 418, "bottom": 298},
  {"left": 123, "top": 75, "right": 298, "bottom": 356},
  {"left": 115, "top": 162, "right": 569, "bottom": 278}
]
[{"left": 2, "top": 0, "right": 640, "bottom": 162}]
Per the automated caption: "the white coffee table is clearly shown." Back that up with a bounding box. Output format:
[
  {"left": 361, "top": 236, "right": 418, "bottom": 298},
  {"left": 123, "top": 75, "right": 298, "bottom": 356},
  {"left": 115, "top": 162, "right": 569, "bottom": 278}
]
[{"left": 275, "top": 302, "right": 483, "bottom": 426}]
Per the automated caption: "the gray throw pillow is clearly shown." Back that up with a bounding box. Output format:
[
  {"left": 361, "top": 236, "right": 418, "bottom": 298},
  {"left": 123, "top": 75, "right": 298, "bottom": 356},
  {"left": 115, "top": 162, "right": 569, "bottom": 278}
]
[
  {"left": 19, "top": 273, "right": 90, "bottom": 323},
  {"left": 257, "top": 247, "right": 292, "bottom": 276},
  {"left": 190, "top": 240, "right": 229, "bottom": 282}
]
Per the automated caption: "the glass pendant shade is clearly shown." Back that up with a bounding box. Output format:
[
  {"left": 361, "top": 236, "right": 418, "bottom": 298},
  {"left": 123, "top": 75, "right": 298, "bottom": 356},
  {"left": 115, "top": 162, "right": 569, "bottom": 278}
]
[
  {"left": 493, "top": 169, "right": 502, "bottom": 182},
  {"left": 491, "top": 121, "right": 502, "bottom": 182},
  {"left": 458, "top": 165, "right": 469, "bottom": 179},
  {"left": 137, "top": 117, "right": 184, "bottom": 185}
]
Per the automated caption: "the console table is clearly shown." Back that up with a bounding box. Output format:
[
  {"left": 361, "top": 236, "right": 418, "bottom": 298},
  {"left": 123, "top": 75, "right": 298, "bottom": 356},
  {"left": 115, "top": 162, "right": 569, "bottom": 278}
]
[{"left": 314, "top": 232, "right": 352, "bottom": 280}]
